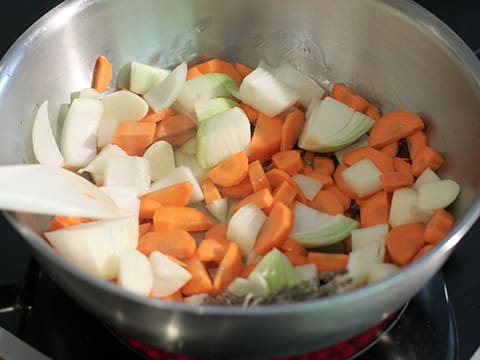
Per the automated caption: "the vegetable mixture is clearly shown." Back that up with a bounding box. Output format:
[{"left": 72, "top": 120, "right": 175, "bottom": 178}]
[{"left": 25, "top": 55, "right": 460, "bottom": 306}]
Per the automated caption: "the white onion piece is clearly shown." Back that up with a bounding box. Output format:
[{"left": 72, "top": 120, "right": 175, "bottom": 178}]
[
  {"left": 144, "top": 62, "right": 187, "bottom": 112},
  {"left": 413, "top": 167, "right": 440, "bottom": 190},
  {"left": 174, "top": 150, "right": 208, "bottom": 182},
  {"left": 32, "top": 100, "right": 64, "bottom": 167},
  {"left": 227, "top": 203, "right": 267, "bottom": 256},
  {"left": 149, "top": 166, "right": 204, "bottom": 203},
  {"left": 99, "top": 186, "right": 140, "bottom": 218},
  {"left": 295, "top": 264, "right": 318, "bottom": 282},
  {"left": 351, "top": 224, "right": 389, "bottom": 251},
  {"left": 292, "top": 173, "right": 322, "bottom": 201},
  {"left": 389, "top": 187, "right": 418, "bottom": 227},
  {"left": 103, "top": 155, "right": 151, "bottom": 196},
  {"left": 206, "top": 198, "right": 229, "bottom": 223},
  {"left": 416, "top": 179, "right": 460, "bottom": 210},
  {"left": 130, "top": 62, "right": 170, "bottom": 95},
  {"left": 342, "top": 158, "right": 382, "bottom": 198},
  {"left": 61, "top": 98, "right": 103, "bottom": 168},
  {"left": 96, "top": 112, "right": 120, "bottom": 148},
  {"left": 179, "top": 137, "right": 197, "bottom": 155},
  {"left": 45, "top": 216, "right": 138, "bottom": 279},
  {"left": 347, "top": 241, "right": 383, "bottom": 287},
  {"left": 0, "top": 164, "right": 120, "bottom": 218},
  {"left": 102, "top": 90, "right": 149, "bottom": 122},
  {"left": 149, "top": 251, "right": 191, "bottom": 297},
  {"left": 184, "top": 294, "right": 208, "bottom": 305},
  {"left": 367, "top": 263, "right": 400, "bottom": 284},
  {"left": 79, "top": 144, "right": 128, "bottom": 185},
  {"left": 118, "top": 249, "right": 154, "bottom": 295},
  {"left": 143, "top": 140, "right": 175, "bottom": 182},
  {"left": 231, "top": 66, "right": 300, "bottom": 117},
  {"left": 334, "top": 135, "right": 369, "bottom": 165}
]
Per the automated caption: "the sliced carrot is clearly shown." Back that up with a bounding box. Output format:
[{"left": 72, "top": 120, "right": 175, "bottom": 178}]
[
  {"left": 368, "top": 110, "right": 425, "bottom": 149},
  {"left": 113, "top": 121, "right": 156, "bottom": 156},
  {"left": 153, "top": 206, "right": 214, "bottom": 232},
  {"left": 249, "top": 113, "right": 282, "bottom": 163},
  {"left": 365, "top": 104, "right": 381, "bottom": 121},
  {"left": 379, "top": 172, "right": 414, "bottom": 192},
  {"left": 200, "top": 178, "right": 222, "bottom": 205},
  {"left": 393, "top": 157, "right": 413, "bottom": 177},
  {"left": 197, "top": 237, "right": 231, "bottom": 264},
  {"left": 211, "top": 242, "right": 243, "bottom": 295},
  {"left": 306, "top": 172, "right": 335, "bottom": 189},
  {"left": 300, "top": 163, "right": 314, "bottom": 175},
  {"left": 333, "top": 164, "right": 358, "bottom": 200},
  {"left": 240, "top": 102, "right": 259, "bottom": 123},
  {"left": 280, "top": 110, "right": 305, "bottom": 151},
  {"left": 272, "top": 150, "right": 303, "bottom": 176},
  {"left": 48, "top": 216, "right": 90, "bottom": 231},
  {"left": 195, "top": 58, "right": 243, "bottom": 85},
  {"left": 233, "top": 188, "right": 274, "bottom": 212},
  {"left": 354, "top": 193, "right": 375, "bottom": 207},
  {"left": 329, "top": 186, "right": 352, "bottom": 212},
  {"left": 140, "top": 107, "right": 175, "bottom": 123},
  {"left": 310, "top": 190, "right": 345, "bottom": 215},
  {"left": 406, "top": 130, "right": 427, "bottom": 159},
  {"left": 266, "top": 168, "right": 297, "bottom": 190},
  {"left": 411, "top": 146, "right": 445, "bottom": 177},
  {"left": 139, "top": 222, "right": 152, "bottom": 237},
  {"left": 254, "top": 202, "right": 294, "bottom": 255},
  {"left": 271, "top": 181, "right": 298, "bottom": 209},
  {"left": 139, "top": 199, "right": 162, "bottom": 219},
  {"left": 313, "top": 156, "right": 335, "bottom": 176},
  {"left": 379, "top": 141, "right": 399, "bottom": 157},
  {"left": 181, "top": 256, "right": 213, "bottom": 295},
  {"left": 284, "top": 252, "right": 309, "bottom": 266},
  {"left": 92, "top": 55, "right": 112, "bottom": 92},
  {"left": 360, "top": 191, "right": 390, "bottom": 227},
  {"left": 412, "top": 244, "right": 435, "bottom": 261},
  {"left": 386, "top": 223, "right": 426, "bottom": 266},
  {"left": 187, "top": 66, "right": 203, "bottom": 80},
  {"left": 205, "top": 223, "right": 228, "bottom": 239},
  {"left": 220, "top": 176, "right": 253, "bottom": 199},
  {"left": 234, "top": 62, "right": 254, "bottom": 79},
  {"left": 208, "top": 151, "right": 248, "bottom": 187},
  {"left": 307, "top": 252, "right": 349, "bottom": 272},
  {"left": 248, "top": 160, "right": 272, "bottom": 192},
  {"left": 241, "top": 261, "right": 258, "bottom": 278},
  {"left": 140, "top": 181, "right": 192, "bottom": 207},
  {"left": 424, "top": 209, "right": 455, "bottom": 245},
  {"left": 280, "top": 238, "right": 307, "bottom": 256},
  {"left": 331, "top": 83, "right": 370, "bottom": 112},
  {"left": 162, "top": 290, "right": 183, "bottom": 302},
  {"left": 154, "top": 114, "right": 196, "bottom": 146},
  {"left": 342, "top": 146, "right": 394, "bottom": 173},
  {"left": 137, "top": 230, "right": 197, "bottom": 258}
]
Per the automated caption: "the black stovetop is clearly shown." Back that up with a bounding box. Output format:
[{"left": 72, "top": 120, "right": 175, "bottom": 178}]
[{"left": 0, "top": 1, "right": 479, "bottom": 359}]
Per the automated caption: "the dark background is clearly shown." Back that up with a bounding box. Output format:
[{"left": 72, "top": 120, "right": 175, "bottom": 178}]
[{"left": 0, "top": 1, "right": 478, "bottom": 359}]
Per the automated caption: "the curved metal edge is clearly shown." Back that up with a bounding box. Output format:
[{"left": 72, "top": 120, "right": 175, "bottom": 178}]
[{"left": 0, "top": 0, "right": 479, "bottom": 318}]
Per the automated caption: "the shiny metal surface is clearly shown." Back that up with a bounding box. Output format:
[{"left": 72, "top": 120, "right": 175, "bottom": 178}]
[{"left": 0, "top": 0, "right": 479, "bottom": 358}]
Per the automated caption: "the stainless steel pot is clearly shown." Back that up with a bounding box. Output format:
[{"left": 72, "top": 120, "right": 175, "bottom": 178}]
[{"left": 1, "top": 0, "right": 479, "bottom": 358}]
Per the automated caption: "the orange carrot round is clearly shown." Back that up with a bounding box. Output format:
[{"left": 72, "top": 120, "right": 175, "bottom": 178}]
[
  {"left": 386, "top": 223, "right": 426, "bottom": 266},
  {"left": 208, "top": 151, "right": 248, "bottom": 187},
  {"left": 272, "top": 150, "right": 303, "bottom": 176}
]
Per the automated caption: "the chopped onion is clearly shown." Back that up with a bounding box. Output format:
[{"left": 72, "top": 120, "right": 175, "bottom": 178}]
[
  {"left": 179, "top": 137, "right": 197, "bottom": 155},
  {"left": 227, "top": 272, "right": 269, "bottom": 297},
  {"left": 291, "top": 173, "right": 322, "bottom": 200},
  {"left": 144, "top": 62, "right": 187, "bottom": 112},
  {"left": 194, "top": 97, "right": 239, "bottom": 123},
  {"left": 341, "top": 158, "right": 383, "bottom": 198},
  {"left": 367, "top": 262, "right": 400, "bottom": 284},
  {"left": 118, "top": 249, "right": 154, "bottom": 295},
  {"left": 143, "top": 140, "right": 175, "bottom": 182},
  {"left": 206, "top": 198, "right": 229, "bottom": 223},
  {"left": 103, "top": 155, "right": 151, "bottom": 196},
  {"left": 389, "top": 187, "right": 418, "bottom": 227},
  {"left": 102, "top": 90, "right": 149, "bottom": 122},
  {"left": 231, "top": 66, "right": 300, "bottom": 117},
  {"left": 347, "top": 241, "right": 383, "bottom": 287},
  {"left": 31, "top": 100, "right": 64, "bottom": 167},
  {"left": 295, "top": 264, "right": 318, "bottom": 282},
  {"left": 416, "top": 179, "right": 460, "bottom": 210},
  {"left": 351, "top": 224, "right": 388, "bottom": 253},
  {"left": 61, "top": 98, "right": 103, "bottom": 168},
  {"left": 149, "top": 166, "right": 204, "bottom": 203},
  {"left": 78, "top": 144, "right": 128, "bottom": 185},
  {"left": 334, "top": 135, "right": 369, "bottom": 165},
  {"left": 174, "top": 150, "right": 208, "bottom": 182},
  {"left": 99, "top": 186, "right": 140, "bottom": 218},
  {"left": 129, "top": 62, "right": 170, "bottom": 95},
  {"left": 250, "top": 248, "right": 301, "bottom": 293},
  {"left": 184, "top": 294, "right": 208, "bottom": 305},
  {"left": 149, "top": 251, "right": 191, "bottom": 297},
  {"left": 45, "top": 216, "right": 138, "bottom": 279},
  {"left": 196, "top": 107, "right": 251, "bottom": 169},
  {"left": 413, "top": 167, "right": 440, "bottom": 190},
  {"left": 227, "top": 203, "right": 267, "bottom": 256},
  {"left": 0, "top": 164, "right": 120, "bottom": 219}
]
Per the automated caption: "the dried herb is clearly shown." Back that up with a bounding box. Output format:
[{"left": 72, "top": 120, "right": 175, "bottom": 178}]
[{"left": 204, "top": 270, "right": 352, "bottom": 307}]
